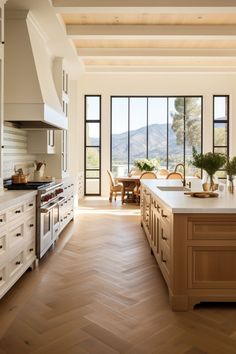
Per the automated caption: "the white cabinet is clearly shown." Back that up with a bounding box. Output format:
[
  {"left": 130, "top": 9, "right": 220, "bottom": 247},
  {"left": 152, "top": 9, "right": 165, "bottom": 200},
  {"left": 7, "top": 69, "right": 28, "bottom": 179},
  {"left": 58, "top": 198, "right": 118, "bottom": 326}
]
[
  {"left": 0, "top": 194, "right": 36, "bottom": 299},
  {"left": 28, "top": 129, "right": 55, "bottom": 154},
  {"left": 53, "top": 57, "right": 69, "bottom": 117},
  {"left": 0, "top": 1, "right": 7, "bottom": 193}
]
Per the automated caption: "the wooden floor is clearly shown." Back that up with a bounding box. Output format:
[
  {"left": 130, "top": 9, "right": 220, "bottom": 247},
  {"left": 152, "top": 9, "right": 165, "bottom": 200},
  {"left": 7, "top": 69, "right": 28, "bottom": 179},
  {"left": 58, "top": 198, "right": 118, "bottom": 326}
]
[{"left": 1, "top": 198, "right": 236, "bottom": 353}]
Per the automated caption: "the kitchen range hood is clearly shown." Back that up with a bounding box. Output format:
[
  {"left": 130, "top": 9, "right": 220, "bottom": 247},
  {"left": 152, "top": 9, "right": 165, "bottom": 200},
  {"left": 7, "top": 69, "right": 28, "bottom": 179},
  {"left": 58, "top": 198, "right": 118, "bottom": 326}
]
[{"left": 4, "top": 10, "right": 67, "bottom": 130}]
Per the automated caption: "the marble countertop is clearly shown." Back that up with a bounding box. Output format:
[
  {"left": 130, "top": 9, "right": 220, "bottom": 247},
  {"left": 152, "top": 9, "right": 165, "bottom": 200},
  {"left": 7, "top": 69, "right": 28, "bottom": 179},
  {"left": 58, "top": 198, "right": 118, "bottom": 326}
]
[
  {"left": 141, "top": 179, "right": 236, "bottom": 214},
  {"left": 0, "top": 190, "right": 37, "bottom": 211}
]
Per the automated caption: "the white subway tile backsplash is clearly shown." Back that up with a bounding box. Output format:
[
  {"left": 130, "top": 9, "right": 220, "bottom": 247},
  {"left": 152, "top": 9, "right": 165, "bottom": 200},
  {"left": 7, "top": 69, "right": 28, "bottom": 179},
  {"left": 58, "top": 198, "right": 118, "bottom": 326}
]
[{"left": 3, "top": 125, "right": 37, "bottom": 179}]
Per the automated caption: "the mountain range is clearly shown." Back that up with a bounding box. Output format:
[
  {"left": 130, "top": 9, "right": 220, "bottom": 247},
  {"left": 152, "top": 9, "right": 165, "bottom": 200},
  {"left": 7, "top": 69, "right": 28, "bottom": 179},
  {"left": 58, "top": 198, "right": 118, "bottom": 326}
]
[{"left": 111, "top": 123, "right": 184, "bottom": 162}]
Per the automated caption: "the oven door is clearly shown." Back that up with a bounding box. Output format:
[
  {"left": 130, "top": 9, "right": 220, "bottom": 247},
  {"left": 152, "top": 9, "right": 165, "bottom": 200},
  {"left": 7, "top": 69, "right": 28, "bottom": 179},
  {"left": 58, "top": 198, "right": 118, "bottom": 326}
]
[
  {"left": 40, "top": 202, "right": 56, "bottom": 258},
  {"left": 52, "top": 202, "right": 60, "bottom": 242}
]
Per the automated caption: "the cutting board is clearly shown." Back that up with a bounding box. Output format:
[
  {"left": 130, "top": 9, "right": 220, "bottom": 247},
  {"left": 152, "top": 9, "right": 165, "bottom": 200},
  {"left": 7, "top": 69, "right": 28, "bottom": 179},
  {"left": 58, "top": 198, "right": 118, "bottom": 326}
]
[{"left": 184, "top": 191, "right": 219, "bottom": 198}]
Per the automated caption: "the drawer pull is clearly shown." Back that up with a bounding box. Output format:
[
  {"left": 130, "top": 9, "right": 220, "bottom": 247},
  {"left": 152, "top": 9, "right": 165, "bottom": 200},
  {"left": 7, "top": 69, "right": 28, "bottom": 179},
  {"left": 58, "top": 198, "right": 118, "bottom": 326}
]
[
  {"left": 15, "top": 261, "right": 21, "bottom": 265},
  {"left": 161, "top": 252, "right": 167, "bottom": 263},
  {"left": 29, "top": 224, "right": 34, "bottom": 227},
  {"left": 0, "top": 218, "right": 3, "bottom": 222},
  {"left": 60, "top": 219, "right": 63, "bottom": 222},
  {"left": 15, "top": 210, "right": 21, "bottom": 214},
  {"left": 29, "top": 248, "right": 34, "bottom": 252},
  {"left": 161, "top": 210, "right": 168, "bottom": 218},
  {"left": 161, "top": 232, "right": 168, "bottom": 241},
  {"left": 16, "top": 233, "right": 21, "bottom": 237},
  {"left": 0, "top": 276, "right": 2, "bottom": 281},
  {"left": 0, "top": 245, "right": 3, "bottom": 249},
  {"left": 28, "top": 203, "right": 34, "bottom": 207}
]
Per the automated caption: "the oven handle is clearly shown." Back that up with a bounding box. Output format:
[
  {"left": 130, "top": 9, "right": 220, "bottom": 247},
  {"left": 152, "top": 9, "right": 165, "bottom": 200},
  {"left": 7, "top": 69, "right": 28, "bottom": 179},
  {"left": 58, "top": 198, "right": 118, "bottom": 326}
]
[
  {"left": 58, "top": 196, "right": 66, "bottom": 204},
  {"left": 40, "top": 202, "right": 58, "bottom": 213}
]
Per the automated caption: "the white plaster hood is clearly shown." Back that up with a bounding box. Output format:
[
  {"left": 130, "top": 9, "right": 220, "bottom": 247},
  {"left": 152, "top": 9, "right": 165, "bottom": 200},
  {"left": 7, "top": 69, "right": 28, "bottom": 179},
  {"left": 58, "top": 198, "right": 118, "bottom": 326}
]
[{"left": 4, "top": 10, "right": 67, "bottom": 130}]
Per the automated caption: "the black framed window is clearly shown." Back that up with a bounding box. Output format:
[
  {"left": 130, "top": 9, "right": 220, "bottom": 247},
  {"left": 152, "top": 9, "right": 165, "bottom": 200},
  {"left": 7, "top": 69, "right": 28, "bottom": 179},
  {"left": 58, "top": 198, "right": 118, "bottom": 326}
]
[
  {"left": 111, "top": 96, "right": 202, "bottom": 177},
  {"left": 213, "top": 95, "right": 229, "bottom": 178},
  {"left": 84, "top": 95, "right": 101, "bottom": 195}
]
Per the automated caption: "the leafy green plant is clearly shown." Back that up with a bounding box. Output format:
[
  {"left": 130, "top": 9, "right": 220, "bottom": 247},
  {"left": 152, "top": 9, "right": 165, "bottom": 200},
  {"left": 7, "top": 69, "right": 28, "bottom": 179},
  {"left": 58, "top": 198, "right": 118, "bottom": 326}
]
[
  {"left": 191, "top": 147, "right": 226, "bottom": 188},
  {"left": 226, "top": 157, "right": 236, "bottom": 181},
  {"left": 134, "top": 158, "right": 158, "bottom": 172}
]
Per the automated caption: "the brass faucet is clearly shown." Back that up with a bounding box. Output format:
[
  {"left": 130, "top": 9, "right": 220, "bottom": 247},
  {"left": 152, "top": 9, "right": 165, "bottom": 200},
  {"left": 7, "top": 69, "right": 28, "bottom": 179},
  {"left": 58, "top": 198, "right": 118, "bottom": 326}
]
[{"left": 174, "top": 163, "right": 186, "bottom": 187}]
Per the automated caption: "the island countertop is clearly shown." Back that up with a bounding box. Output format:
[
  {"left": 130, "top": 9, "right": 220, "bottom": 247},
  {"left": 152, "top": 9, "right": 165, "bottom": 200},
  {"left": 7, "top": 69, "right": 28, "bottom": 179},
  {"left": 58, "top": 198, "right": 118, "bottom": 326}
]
[{"left": 141, "top": 179, "right": 236, "bottom": 213}]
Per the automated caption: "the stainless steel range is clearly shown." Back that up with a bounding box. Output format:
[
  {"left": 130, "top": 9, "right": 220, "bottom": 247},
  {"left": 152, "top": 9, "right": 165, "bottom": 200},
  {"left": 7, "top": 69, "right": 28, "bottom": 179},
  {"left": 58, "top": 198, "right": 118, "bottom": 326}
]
[{"left": 37, "top": 182, "right": 64, "bottom": 258}]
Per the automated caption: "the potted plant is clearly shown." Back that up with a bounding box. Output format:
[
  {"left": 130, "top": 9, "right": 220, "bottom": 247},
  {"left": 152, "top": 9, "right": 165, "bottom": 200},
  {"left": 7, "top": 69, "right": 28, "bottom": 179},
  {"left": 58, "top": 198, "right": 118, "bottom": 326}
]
[
  {"left": 225, "top": 157, "right": 236, "bottom": 193},
  {"left": 133, "top": 158, "right": 158, "bottom": 172},
  {"left": 191, "top": 148, "right": 226, "bottom": 191}
]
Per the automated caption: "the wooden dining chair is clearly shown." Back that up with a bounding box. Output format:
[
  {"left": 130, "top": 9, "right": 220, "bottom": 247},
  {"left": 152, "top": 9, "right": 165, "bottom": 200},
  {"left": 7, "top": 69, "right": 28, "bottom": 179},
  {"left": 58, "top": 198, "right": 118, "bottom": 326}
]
[
  {"left": 157, "top": 168, "right": 169, "bottom": 177},
  {"left": 166, "top": 172, "right": 183, "bottom": 179},
  {"left": 134, "top": 171, "right": 157, "bottom": 202},
  {"left": 107, "top": 170, "right": 123, "bottom": 202}
]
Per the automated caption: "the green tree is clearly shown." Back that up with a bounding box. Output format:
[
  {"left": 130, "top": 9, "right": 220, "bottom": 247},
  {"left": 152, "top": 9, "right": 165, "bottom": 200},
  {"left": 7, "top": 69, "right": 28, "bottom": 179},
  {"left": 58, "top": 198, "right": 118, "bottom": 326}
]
[{"left": 171, "top": 97, "right": 201, "bottom": 147}]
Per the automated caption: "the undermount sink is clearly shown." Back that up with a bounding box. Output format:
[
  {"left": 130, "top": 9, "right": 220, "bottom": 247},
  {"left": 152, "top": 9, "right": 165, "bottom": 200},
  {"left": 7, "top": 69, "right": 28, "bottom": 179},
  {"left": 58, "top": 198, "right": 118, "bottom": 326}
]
[{"left": 157, "top": 186, "right": 190, "bottom": 192}]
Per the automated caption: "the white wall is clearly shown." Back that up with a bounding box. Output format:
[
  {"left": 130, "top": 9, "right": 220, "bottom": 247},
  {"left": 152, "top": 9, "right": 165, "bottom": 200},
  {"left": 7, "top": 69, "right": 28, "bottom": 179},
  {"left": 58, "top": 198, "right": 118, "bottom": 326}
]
[{"left": 76, "top": 72, "right": 236, "bottom": 196}]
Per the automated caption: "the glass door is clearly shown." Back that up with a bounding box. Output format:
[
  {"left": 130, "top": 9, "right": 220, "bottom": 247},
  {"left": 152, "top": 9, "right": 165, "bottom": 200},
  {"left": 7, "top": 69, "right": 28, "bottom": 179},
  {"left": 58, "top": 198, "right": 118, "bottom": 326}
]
[{"left": 84, "top": 95, "right": 101, "bottom": 195}]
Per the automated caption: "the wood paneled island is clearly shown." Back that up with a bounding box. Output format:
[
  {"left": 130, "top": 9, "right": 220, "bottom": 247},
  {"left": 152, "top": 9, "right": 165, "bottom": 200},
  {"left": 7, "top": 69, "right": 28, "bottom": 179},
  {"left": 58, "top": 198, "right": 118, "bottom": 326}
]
[{"left": 140, "top": 179, "right": 236, "bottom": 311}]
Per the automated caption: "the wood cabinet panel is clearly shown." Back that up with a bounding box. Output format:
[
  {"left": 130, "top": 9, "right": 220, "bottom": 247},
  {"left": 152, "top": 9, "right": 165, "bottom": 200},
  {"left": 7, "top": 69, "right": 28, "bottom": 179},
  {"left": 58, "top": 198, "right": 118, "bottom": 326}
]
[{"left": 188, "top": 246, "right": 236, "bottom": 289}]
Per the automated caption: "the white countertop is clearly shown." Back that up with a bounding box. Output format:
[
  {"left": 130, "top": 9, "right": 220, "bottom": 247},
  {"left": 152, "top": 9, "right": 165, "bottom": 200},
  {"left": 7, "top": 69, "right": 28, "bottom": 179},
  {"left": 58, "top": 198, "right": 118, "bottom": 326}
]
[
  {"left": 0, "top": 190, "right": 37, "bottom": 211},
  {"left": 141, "top": 179, "right": 236, "bottom": 214}
]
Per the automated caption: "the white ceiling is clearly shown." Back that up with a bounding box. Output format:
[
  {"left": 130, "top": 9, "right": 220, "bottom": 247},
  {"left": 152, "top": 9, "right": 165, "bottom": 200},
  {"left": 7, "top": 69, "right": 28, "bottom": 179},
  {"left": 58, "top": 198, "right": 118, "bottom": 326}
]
[{"left": 6, "top": 0, "right": 236, "bottom": 74}]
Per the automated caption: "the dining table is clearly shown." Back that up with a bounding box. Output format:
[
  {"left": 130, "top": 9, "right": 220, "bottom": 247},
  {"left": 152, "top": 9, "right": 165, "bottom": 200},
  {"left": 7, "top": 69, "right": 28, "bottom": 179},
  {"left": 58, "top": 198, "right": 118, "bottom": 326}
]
[
  {"left": 117, "top": 176, "right": 140, "bottom": 204},
  {"left": 117, "top": 172, "right": 192, "bottom": 204}
]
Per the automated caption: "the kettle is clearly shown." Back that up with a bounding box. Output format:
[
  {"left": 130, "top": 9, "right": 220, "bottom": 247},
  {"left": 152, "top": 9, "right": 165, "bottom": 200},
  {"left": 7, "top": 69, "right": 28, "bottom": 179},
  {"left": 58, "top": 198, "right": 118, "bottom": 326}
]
[{"left": 12, "top": 169, "right": 29, "bottom": 184}]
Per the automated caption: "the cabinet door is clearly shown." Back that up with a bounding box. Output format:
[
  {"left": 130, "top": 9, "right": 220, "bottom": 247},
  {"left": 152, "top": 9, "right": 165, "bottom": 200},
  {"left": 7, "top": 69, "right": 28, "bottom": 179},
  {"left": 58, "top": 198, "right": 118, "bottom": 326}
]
[
  {"left": 62, "top": 130, "right": 68, "bottom": 173},
  {"left": 0, "top": 55, "right": 3, "bottom": 191},
  {"left": 151, "top": 200, "right": 161, "bottom": 257},
  {"left": 188, "top": 246, "right": 236, "bottom": 289}
]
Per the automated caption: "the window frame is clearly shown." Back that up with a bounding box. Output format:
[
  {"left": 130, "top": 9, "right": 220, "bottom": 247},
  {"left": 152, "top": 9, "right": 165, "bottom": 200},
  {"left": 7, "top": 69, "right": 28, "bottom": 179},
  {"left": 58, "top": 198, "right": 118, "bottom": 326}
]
[
  {"left": 110, "top": 95, "right": 203, "bottom": 174},
  {"left": 84, "top": 95, "right": 102, "bottom": 196},
  {"left": 213, "top": 95, "right": 229, "bottom": 177}
]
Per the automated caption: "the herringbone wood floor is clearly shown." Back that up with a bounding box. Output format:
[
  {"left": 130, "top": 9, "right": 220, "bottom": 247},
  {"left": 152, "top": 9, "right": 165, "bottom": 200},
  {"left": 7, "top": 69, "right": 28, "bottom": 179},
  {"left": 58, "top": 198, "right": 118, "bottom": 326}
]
[{"left": 1, "top": 198, "right": 236, "bottom": 354}]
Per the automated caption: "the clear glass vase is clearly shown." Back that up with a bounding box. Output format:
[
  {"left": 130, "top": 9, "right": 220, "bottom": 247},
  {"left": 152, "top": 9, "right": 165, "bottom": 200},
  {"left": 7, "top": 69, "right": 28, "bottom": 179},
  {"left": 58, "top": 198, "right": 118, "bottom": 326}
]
[
  {"left": 227, "top": 175, "right": 235, "bottom": 194},
  {"left": 202, "top": 173, "right": 218, "bottom": 192}
]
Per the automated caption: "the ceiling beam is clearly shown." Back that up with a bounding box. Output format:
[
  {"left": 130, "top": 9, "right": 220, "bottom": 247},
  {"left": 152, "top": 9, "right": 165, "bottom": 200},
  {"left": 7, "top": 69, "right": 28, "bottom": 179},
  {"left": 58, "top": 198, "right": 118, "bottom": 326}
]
[
  {"left": 85, "top": 65, "right": 236, "bottom": 73},
  {"left": 77, "top": 48, "right": 236, "bottom": 58},
  {"left": 52, "top": 0, "right": 236, "bottom": 8},
  {"left": 67, "top": 24, "right": 236, "bottom": 39}
]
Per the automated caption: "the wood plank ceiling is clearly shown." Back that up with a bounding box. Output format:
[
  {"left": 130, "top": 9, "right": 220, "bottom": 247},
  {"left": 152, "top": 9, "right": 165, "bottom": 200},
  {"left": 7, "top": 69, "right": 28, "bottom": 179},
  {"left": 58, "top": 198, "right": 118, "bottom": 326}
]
[{"left": 52, "top": 0, "right": 236, "bottom": 72}]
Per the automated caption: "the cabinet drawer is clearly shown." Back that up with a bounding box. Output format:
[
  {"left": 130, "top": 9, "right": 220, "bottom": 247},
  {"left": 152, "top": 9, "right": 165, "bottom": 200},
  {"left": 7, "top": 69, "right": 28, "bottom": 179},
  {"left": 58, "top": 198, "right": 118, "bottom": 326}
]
[
  {"left": 0, "top": 211, "right": 6, "bottom": 228},
  {"left": 25, "top": 198, "right": 36, "bottom": 214},
  {"left": 25, "top": 216, "right": 35, "bottom": 241},
  {"left": 25, "top": 242, "right": 35, "bottom": 263},
  {"left": 8, "top": 203, "right": 24, "bottom": 222},
  {"left": 0, "top": 232, "right": 7, "bottom": 262},
  {"left": 8, "top": 222, "right": 24, "bottom": 250},
  {"left": 188, "top": 218, "right": 236, "bottom": 241},
  {"left": 9, "top": 251, "right": 24, "bottom": 281},
  {"left": 160, "top": 243, "right": 171, "bottom": 281},
  {"left": 0, "top": 266, "right": 7, "bottom": 292},
  {"left": 161, "top": 208, "right": 171, "bottom": 229}
]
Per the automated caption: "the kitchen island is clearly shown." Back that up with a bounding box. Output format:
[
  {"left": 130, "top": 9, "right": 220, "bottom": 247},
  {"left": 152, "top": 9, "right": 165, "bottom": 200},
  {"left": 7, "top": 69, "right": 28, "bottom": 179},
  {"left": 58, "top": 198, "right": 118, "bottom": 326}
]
[{"left": 140, "top": 179, "right": 236, "bottom": 311}]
